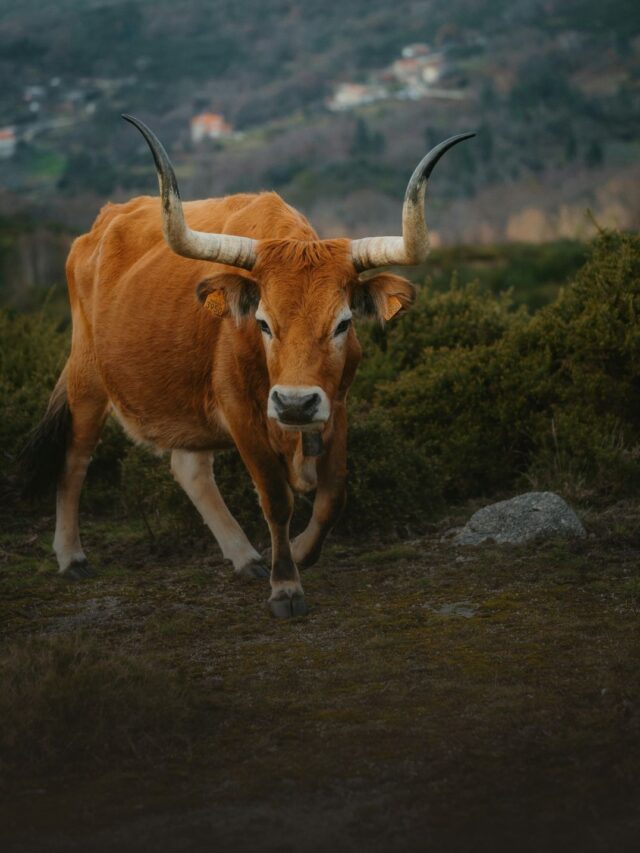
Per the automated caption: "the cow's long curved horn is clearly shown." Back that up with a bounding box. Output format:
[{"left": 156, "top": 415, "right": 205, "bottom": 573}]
[
  {"left": 122, "top": 114, "right": 257, "bottom": 270},
  {"left": 350, "top": 132, "right": 475, "bottom": 271}
]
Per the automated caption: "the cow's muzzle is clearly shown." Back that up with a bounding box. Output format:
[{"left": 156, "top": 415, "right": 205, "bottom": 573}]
[{"left": 268, "top": 385, "right": 330, "bottom": 430}]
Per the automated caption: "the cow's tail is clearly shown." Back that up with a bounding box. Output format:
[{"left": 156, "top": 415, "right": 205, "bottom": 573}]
[{"left": 19, "top": 365, "right": 72, "bottom": 499}]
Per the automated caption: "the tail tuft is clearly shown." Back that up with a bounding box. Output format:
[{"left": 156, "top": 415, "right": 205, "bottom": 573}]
[{"left": 19, "top": 376, "right": 71, "bottom": 500}]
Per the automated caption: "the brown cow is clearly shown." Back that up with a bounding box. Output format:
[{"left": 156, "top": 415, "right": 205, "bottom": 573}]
[{"left": 23, "top": 115, "right": 473, "bottom": 617}]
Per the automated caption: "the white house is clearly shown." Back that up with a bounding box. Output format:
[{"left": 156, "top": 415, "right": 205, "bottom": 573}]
[{"left": 327, "top": 83, "right": 385, "bottom": 111}]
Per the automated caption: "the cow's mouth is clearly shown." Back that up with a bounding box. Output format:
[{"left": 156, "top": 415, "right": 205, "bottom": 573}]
[
  {"left": 276, "top": 417, "right": 326, "bottom": 431},
  {"left": 267, "top": 384, "right": 330, "bottom": 431}
]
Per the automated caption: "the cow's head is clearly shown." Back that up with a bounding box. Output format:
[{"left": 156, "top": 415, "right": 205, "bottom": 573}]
[
  {"left": 123, "top": 115, "right": 473, "bottom": 435},
  {"left": 193, "top": 240, "right": 416, "bottom": 433}
]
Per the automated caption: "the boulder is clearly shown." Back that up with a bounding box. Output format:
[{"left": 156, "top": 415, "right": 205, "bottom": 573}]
[{"left": 453, "top": 491, "right": 586, "bottom": 546}]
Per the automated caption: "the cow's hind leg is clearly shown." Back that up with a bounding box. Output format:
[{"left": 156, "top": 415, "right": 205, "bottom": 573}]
[
  {"left": 53, "top": 372, "right": 108, "bottom": 579},
  {"left": 170, "top": 450, "right": 268, "bottom": 579}
]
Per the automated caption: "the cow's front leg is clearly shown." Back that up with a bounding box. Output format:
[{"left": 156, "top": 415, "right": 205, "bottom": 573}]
[
  {"left": 291, "top": 406, "right": 347, "bottom": 568},
  {"left": 235, "top": 436, "right": 307, "bottom": 618}
]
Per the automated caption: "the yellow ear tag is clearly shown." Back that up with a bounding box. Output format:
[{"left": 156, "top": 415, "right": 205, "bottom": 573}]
[
  {"left": 204, "top": 291, "right": 226, "bottom": 317},
  {"left": 383, "top": 295, "right": 403, "bottom": 321}
]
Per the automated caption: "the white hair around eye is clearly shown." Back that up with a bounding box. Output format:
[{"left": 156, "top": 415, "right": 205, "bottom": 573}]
[
  {"left": 255, "top": 304, "right": 274, "bottom": 340},
  {"left": 332, "top": 306, "right": 353, "bottom": 341}
]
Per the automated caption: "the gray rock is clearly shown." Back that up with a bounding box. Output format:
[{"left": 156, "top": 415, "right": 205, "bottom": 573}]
[{"left": 453, "top": 491, "right": 586, "bottom": 546}]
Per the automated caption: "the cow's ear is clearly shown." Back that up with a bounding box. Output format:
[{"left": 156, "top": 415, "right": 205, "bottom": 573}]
[
  {"left": 195, "top": 273, "right": 260, "bottom": 322},
  {"left": 352, "top": 273, "right": 416, "bottom": 323}
]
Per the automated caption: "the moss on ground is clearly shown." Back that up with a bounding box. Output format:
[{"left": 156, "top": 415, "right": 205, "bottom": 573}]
[{"left": 1, "top": 501, "right": 639, "bottom": 851}]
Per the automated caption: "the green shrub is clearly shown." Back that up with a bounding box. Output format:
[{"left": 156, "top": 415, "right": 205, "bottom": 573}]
[
  {"left": 406, "top": 240, "right": 588, "bottom": 311},
  {"left": 374, "top": 344, "right": 516, "bottom": 499},
  {"left": 4, "top": 230, "right": 640, "bottom": 534},
  {"left": 0, "top": 306, "right": 126, "bottom": 503},
  {"left": 0, "top": 308, "right": 68, "bottom": 486},
  {"left": 519, "top": 230, "right": 640, "bottom": 494},
  {"left": 353, "top": 277, "right": 526, "bottom": 398},
  {"left": 372, "top": 230, "right": 640, "bottom": 501},
  {"left": 340, "top": 405, "right": 442, "bottom": 533}
]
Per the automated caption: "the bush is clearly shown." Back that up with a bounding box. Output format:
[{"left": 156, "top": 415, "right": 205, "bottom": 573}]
[
  {"left": 372, "top": 230, "right": 640, "bottom": 501},
  {"left": 340, "top": 405, "right": 442, "bottom": 533},
  {"left": 375, "top": 344, "right": 521, "bottom": 499},
  {"left": 0, "top": 308, "right": 68, "bottom": 492},
  {"left": 4, "top": 231, "right": 640, "bottom": 534},
  {"left": 520, "top": 230, "right": 640, "bottom": 493},
  {"left": 353, "top": 277, "right": 526, "bottom": 398},
  {"left": 409, "top": 242, "right": 589, "bottom": 312}
]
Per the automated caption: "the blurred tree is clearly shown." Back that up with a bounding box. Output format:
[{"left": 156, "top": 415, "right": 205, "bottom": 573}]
[
  {"left": 476, "top": 123, "right": 494, "bottom": 162},
  {"left": 479, "top": 80, "right": 498, "bottom": 110},
  {"left": 585, "top": 140, "right": 604, "bottom": 168},
  {"left": 564, "top": 128, "right": 578, "bottom": 162},
  {"left": 58, "top": 152, "right": 116, "bottom": 196},
  {"left": 350, "top": 117, "right": 385, "bottom": 158}
]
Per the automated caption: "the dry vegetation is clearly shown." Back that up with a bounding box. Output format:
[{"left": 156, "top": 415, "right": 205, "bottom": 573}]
[{"left": 1, "top": 500, "right": 640, "bottom": 851}]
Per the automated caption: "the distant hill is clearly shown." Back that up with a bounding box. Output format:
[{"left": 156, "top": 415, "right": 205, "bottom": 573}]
[{"left": 0, "top": 0, "right": 638, "bottom": 243}]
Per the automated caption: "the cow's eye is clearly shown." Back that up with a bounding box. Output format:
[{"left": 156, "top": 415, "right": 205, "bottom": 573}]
[
  {"left": 257, "top": 318, "right": 272, "bottom": 337},
  {"left": 334, "top": 318, "right": 351, "bottom": 337}
]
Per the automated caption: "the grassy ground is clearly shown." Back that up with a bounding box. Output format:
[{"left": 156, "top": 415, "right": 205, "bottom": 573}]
[{"left": 1, "top": 499, "right": 640, "bottom": 852}]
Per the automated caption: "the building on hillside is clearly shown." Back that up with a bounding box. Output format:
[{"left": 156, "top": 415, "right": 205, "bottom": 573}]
[
  {"left": 401, "top": 43, "right": 431, "bottom": 59},
  {"left": 421, "top": 57, "right": 444, "bottom": 84},
  {"left": 190, "top": 112, "right": 233, "bottom": 143},
  {"left": 24, "top": 85, "right": 46, "bottom": 102},
  {"left": 391, "top": 57, "right": 423, "bottom": 86},
  {"left": 392, "top": 53, "right": 444, "bottom": 87},
  {"left": 0, "top": 127, "right": 17, "bottom": 159},
  {"left": 327, "top": 82, "right": 385, "bottom": 111},
  {"left": 327, "top": 44, "right": 453, "bottom": 112}
]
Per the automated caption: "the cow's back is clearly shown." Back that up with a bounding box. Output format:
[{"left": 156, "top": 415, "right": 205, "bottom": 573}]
[{"left": 67, "top": 192, "right": 317, "bottom": 313}]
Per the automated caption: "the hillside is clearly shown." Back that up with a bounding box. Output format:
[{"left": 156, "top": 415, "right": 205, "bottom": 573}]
[{"left": 0, "top": 0, "right": 638, "bottom": 245}]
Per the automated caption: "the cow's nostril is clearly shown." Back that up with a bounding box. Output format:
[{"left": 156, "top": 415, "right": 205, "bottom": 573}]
[
  {"left": 272, "top": 390, "right": 285, "bottom": 411},
  {"left": 301, "top": 393, "right": 320, "bottom": 413}
]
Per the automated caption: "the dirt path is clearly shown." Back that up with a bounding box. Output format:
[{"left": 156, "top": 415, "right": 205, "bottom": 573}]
[{"left": 2, "top": 504, "right": 640, "bottom": 851}]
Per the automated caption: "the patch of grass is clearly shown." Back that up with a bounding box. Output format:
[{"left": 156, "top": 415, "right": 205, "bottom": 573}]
[
  {"left": 621, "top": 577, "right": 640, "bottom": 607},
  {"left": 354, "top": 544, "right": 422, "bottom": 564},
  {"left": 144, "top": 609, "right": 211, "bottom": 641},
  {"left": 0, "top": 632, "right": 212, "bottom": 783},
  {"left": 27, "top": 148, "right": 66, "bottom": 181},
  {"left": 0, "top": 505, "right": 639, "bottom": 848}
]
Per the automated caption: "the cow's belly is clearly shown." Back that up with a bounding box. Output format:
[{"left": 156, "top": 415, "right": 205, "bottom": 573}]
[
  {"left": 92, "top": 281, "right": 233, "bottom": 451},
  {"left": 109, "top": 400, "right": 232, "bottom": 452},
  {"left": 98, "top": 349, "right": 232, "bottom": 453}
]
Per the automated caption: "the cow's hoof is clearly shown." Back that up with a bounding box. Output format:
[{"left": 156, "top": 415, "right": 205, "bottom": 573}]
[
  {"left": 269, "top": 593, "right": 308, "bottom": 619},
  {"left": 236, "top": 559, "right": 270, "bottom": 580},
  {"left": 61, "top": 559, "right": 94, "bottom": 581}
]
